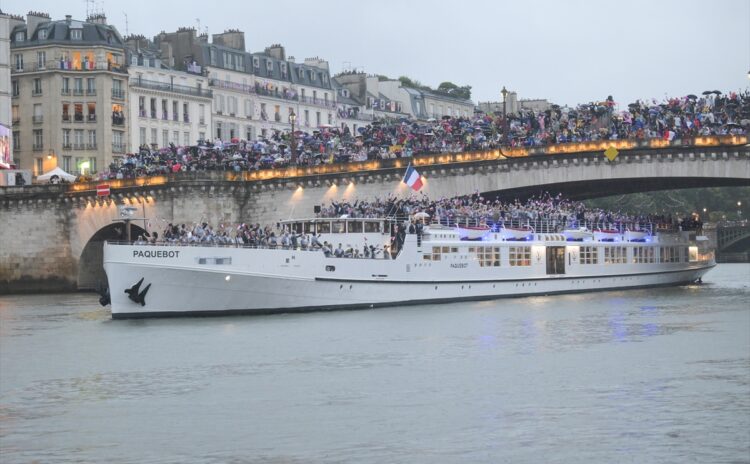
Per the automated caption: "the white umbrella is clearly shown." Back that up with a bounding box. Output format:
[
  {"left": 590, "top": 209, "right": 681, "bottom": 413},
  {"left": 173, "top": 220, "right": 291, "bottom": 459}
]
[{"left": 413, "top": 212, "right": 430, "bottom": 219}]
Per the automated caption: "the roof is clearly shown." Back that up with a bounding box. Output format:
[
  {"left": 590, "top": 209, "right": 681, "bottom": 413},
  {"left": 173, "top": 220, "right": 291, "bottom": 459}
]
[
  {"left": 11, "top": 18, "right": 124, "bottom": 49},
  {"left": 289, "top": 62, "right": 332, "bottom": 90}
]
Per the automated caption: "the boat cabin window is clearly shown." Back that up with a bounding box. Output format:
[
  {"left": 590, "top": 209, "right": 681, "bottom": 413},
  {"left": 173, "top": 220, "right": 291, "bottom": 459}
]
[
  {"left": 317, "top": 221, "right": 331, "bottom": 234},
  {"left": 304, "top": 222, "right": 316, "bottom": 234},
  {"left": 364, "top": 221, "right": 382, "bottom": 233},
  {"left": 509, "top": 246, "right": 531, "bottom": 266},
  {"left": 348, "top": 221, "right": 363, "bottom": 233},
  {"left": 290, "top": 222, "right": 303, "bottom": 234},
  {"left": 332, "top": 221, "right": 346, "bottom": 234}
]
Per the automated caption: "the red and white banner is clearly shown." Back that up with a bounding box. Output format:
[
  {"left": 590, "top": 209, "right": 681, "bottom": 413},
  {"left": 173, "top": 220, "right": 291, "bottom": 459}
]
[{"left": 96, "top": 184, "right": 110, "bottom": 196}]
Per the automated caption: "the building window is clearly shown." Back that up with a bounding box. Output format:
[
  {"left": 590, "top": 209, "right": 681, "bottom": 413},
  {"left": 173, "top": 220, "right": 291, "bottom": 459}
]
[
  {"left": 12, "top": 80, "right": 19, "bottom": 97},
  {"left": 172, "top": 131, "right": 179, "bottom": 144},
  {"left": 162, "top": 130, "right": 169, "bottom": 147},
  {"left": 14, "top": 54, "right": 23, "bottom": 71},
  {"left": 15, "top": 31, "right": 25, "bottom": 42},
  {"left": 74, "top": 129, "right": 84, "bottom": 148},
  {"left": 328, "top": 113, "right": 333, "bottom": 125},
  {"left": 216, "top": 121, "right": 222, "bottom": 139},
  {"left": 139, "top": 127, "right": 146, "bottom": 146},
  {"left": 32, "top": 129, "right": 44, "bottom": 150},
  {"left": 88, "top": 157, "right": 97, "bottom": 173},
  {"left": 62, "top": 129, "right": 71, "bottom": 148},
  {"left": 183, "top": 132, "right": 190, "bottom": 145},
  {"left": 32, "top": 78, "right": 42, "bottom": 95},
  {"left": 88, "top": 130, "right": 97, "bottom": 149},
  {"left": 509, "top": 246, "right": 531, "bottom": 266},
  {"left": 39, "top": 29, "right": 47, "bottom": 40},
  {"left": 579, "top": 246, "right": 598, "bottom": 265},
  {"left": 150, "top": 128, "right": 157, "bottom": 145},
  {"left": 86, "top": 78, "right": 96, "bottom": 94},
  {"left": 35, "top": 158, "right": 43, "bottom": 175},
  {"left": 71, "top": 29, "right": 82, "bottom": 40},
  {"left": 316, "top": 112, "right": 321, "bottom": 126},
  {"left": 36, "top": 51, "right": 46, "bottom": 69},
  {"left": 199, "top": 104, "right": 206, "bottom": 124},
  {"left": 63, "top": 156, "right": 72, "bottom": 172},
  {"left": 13, "top": 131, "right": 20, "bottom": 150}
]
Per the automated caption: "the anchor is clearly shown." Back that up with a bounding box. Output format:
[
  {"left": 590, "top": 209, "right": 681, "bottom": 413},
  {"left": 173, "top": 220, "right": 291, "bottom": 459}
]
[{"left": 124, "top": 277, "right": 151, "bottom": 306}]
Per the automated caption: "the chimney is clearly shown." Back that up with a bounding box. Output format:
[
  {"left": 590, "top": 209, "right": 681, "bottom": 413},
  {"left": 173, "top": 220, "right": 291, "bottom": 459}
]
[
  {"left": 86, "top": 13, "right": 107, "bottom": 25},
  {"left": 65, "top": 14, "right": 72, "bottom": 24},
  {"left": 26, "top": 11, "right": 50, "bottom": 36},
  {"left": 287, "top": 55, "right": 295, "bottom": 63},
  {"left": 304, "top": 56, "right": 329, "bottom": 71},
  {"left": 6, "top": 14, "right": 25, "bottom": 31},
  {"left": 212, "top": 29, "right": 245, "bottom": 51},
  {"left": 265, "top": 44, "right": 285, "bottom": 61}
]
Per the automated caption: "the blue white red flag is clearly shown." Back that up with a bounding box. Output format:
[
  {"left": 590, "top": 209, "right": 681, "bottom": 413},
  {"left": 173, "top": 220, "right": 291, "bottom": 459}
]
[{"left": 403, "top": 164, "right": 423, "bottom": 191}]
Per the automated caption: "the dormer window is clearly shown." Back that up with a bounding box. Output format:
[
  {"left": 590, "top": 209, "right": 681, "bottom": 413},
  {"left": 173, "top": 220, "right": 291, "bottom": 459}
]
[
  {"left": 15, "top": 32, "right": 25, "bottom": 42},
  {"left": 253, "top": 57, "right": 259, "bottom": 69},
  {"left": 298, "top": 68, "right": 303, "bottom": 79},
  {"left": 311, "top": 71, "right": 316, "bottom": 81},
  {"left": 38, "top": 29, "right": 47, "bottom": 40},
  {"left": 342, "top": 89, "right": 349, "bottom": 98},
  {"left": 71, "top": 29, "right": 82, "bottom": 40},
  {"left": 266, "top": 60, "right": 273, "bottom": 71}
]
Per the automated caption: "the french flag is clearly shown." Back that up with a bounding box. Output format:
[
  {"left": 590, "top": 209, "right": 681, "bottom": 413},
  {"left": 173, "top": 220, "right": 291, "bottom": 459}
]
[{"left": 403, "top": 164, "right": 423, "bottom": 191}]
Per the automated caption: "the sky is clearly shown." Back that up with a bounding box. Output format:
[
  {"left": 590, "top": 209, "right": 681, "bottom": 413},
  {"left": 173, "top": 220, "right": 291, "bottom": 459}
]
[{"left": 3, "top": 0, "right": 749, "bottom": 107}]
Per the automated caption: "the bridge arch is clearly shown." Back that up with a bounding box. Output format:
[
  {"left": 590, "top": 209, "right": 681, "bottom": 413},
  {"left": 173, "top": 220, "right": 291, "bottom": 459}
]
[{"left": 78, "top": 222, "right": 145, "bottom": 290}]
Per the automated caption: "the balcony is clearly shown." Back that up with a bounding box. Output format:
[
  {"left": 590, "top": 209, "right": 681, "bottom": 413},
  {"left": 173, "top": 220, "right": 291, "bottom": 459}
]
[
  {"left": 112, "top": 142, "right": 126, "bottom": 153},
  {"left": 74, "top": 114, "right": 84, "bottom": 123},
  {"left": 12, "top": 118, "right": 20, "bottom": 125},
  {"left": 87, "top": 143, "right": 97, "bottom": 150},
  {"left": 61, "top": 89, "right": 71, "bottom": 96},
  {"left": 73, "top": 89, "right": 84, "bottom": 96},
  {"left": 62, "top": 115, "right": 71, "bottom": 123},
  {"left": 138, "top": 110, "right": 147, "bottom": 118},
  {"left": 87, "top": 114, "right": 97, "bottom": 123},
  {"left": 150, "top": 111, "right": 157, "bottom": 119},
  {"left": 32, "top": 89, "right": 43, "bottom": 97},
  {"left": 33, "top": 115, "right": 43, "bottom": 124},
  {"left": 130, "top": 78, "right": 212, "bottom": 98},
  {"left": 161, "top": 113, "right": 169, "bottom": 121},
  {"left": 62, "top": 143, "right": 72, "bottom": 150},
  {"left": 33, "top": 144, "right": 44, "bottom": 152},
  {"left": 299, "top": 95, "right": 336, "bottom": 108},
  {"left": 184, "top": 114, "right": 190, "bottom": 123},
  {"left": 73, "top": 143, "right": 85, "bottom": 150},
  {"left": 172, "top": 114, "right": 178, "bottom": 122},
  {"left": 86, "top": 89, "right": 97, "bottom": 96},
  {"left": 112, "top": 114, "right": 125, "bottom": 126},
  {"left": 112, "top": 89, "right": 125, "bottom": 99}
]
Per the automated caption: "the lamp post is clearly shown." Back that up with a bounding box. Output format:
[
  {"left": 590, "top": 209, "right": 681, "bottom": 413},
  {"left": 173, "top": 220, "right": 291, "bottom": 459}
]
[
  {"left": 738, "top": 200, "right": 743, "bottom": 220},
  {"left": 289, "top": 110, "right": 297, "bottom": 164},
  {"left": 500, "top": 86, "right": 509, "bottom": 146}
]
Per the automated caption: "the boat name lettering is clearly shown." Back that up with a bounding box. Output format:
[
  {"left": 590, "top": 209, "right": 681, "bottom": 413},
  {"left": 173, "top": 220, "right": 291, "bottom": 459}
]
[
  {"left": 133, "top": 250, "right": 181, "bottom": 259},
  {"left": 450, "top": 263, "right": 468, "bottom": 269}
]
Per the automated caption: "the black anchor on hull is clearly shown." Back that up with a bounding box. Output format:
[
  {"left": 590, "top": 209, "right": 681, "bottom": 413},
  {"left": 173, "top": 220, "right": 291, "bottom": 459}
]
[{"left": 125, "top": 277, "right": 151, "bottom": 306}]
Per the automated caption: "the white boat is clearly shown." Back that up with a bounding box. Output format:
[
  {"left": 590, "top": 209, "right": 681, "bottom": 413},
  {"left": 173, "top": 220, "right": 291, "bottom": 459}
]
[
  {"left": 457, "top": 224, "right": 492, "bottom": 240},
  {"left": 499, "top": 225, "right": 534, "bottom": 240},
  {"left": 625, "top": 230, "right": 649, "bottom": 241},
  {"left": 102, "top": 217, "right": 715, "bottom": 319},
  {"left": 563, "top": 227, "right": 594, "bottom": 241},
  {"left": 594, "top": 229, "right": 622, "bottom": 242}
]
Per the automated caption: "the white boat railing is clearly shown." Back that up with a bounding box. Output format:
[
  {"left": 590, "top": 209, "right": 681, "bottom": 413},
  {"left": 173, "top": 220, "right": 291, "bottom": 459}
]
[{"left": 419, "top": 217, "right": 661, "bottom": 235}]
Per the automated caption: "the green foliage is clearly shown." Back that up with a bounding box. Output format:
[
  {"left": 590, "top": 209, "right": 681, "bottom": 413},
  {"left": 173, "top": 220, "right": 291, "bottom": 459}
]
[{"left": 584, "top": 187, "right": 749, "bottom": 221}]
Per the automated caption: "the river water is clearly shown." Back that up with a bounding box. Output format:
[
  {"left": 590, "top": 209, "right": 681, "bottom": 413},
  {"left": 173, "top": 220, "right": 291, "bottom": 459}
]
[{"left": 1, "top": 264, "right": 749, "bottom": 463}]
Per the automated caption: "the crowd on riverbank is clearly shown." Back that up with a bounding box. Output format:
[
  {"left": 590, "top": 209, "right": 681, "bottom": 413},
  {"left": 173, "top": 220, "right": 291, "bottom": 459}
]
[
  {"left": 87, "top": 89, "right": 748, "bottom": 181},
  {"left": 136, "top": 192, "right": 701, "bottom": 253}
]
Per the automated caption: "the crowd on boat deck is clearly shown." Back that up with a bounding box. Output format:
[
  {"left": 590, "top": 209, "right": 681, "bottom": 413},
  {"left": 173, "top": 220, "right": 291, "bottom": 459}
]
[
  {"left": 133, "top": 192, "right": 702, "bottom": 258},
  {"left": 316, "top": 191, "right": 698, "bottom": 231},
  {"left": 92, "top": 90, "right": 748, "bottom": 181}
]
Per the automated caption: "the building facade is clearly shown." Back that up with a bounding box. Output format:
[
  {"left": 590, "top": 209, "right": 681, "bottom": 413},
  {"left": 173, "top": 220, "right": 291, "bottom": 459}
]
[
  {"left": 10, "top": 12, "right": 128, "bottom": 176},
  {"left": 0, "top": 12, "right": 12, "bottom": 166},
  {"left": 125, "top": 36, "right": 212, "bottom": 150}
]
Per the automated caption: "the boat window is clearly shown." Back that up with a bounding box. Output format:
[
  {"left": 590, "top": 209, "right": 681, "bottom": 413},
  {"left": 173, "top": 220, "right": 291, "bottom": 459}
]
[
  {"left": 509, "top": 246, "right": 531, "bottom": 266},
  {"left": 580, "top": 246, "right": 598, "bottom": 264},
  {"left": 304, "top": 222, "right": 316, "bottom": 234},
  {"left": 364, "top": 221, "right": 382, "bottom": 233},
  {"left": 451, "top": 247, "right": 458, "bottom": 253},
  {"left": 317, "top": 221, "right": 331, "bottom": 234},
  {"left": 432, "top": 247, "right": 442, "bottom": 261},
  {"left": 442, "top": 246, "right": 450, "bottom": 254},
  {"left": 348, "top": 221, "right": 363, "bottom": 233},
  {"left": 423, "top": 254, "right": 432, "bottom": 260},
  {"left": 332, "top": 221, "right": 346, "bottom": 233},
  {"left": 291, "top": 222, "right": 303, "bottom": 233}
]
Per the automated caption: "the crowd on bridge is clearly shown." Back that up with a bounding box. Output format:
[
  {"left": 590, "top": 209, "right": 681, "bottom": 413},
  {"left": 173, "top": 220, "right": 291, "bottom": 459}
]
[
  {"left": 135, "top": 192, "right": 702, "bottom": 258},
  {"left": 80, "top": 89, "right": 748, "bottom": 182}
]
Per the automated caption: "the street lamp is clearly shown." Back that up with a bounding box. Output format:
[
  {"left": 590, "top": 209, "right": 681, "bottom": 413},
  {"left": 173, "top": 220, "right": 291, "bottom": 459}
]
[
  {"left": 738, "top": 200, "right": 743, "bottom": 220},
  {"left": 289, "top": 110, "right": 297, "bottom": 165},
  {"left": 500, "top": 86, "right": 509, "bottom": 146}
]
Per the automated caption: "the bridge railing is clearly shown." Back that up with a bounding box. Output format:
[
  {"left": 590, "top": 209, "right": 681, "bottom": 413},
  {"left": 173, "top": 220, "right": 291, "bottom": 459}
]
[{"left": 64, "top": 134, "right": 747, "bottom": 193}]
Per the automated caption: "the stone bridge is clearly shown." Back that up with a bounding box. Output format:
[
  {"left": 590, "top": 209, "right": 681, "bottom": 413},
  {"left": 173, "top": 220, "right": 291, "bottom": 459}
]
[{"left": 1, "top": 136, "right": 748, "bottom": 293}]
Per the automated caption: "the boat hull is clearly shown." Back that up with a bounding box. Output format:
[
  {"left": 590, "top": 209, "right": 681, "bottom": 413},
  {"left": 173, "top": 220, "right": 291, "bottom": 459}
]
[{"left": 104, "top": 244, "right": 714, "bottom": 319}]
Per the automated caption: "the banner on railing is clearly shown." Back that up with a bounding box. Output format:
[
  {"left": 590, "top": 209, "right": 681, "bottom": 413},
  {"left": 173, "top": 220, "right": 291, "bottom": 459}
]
[{"left": 96, "top": 184, "right": 110, "bottom": 196}]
